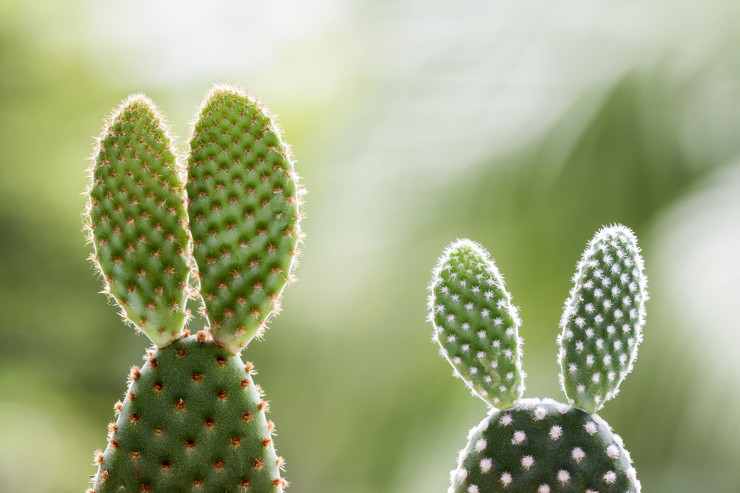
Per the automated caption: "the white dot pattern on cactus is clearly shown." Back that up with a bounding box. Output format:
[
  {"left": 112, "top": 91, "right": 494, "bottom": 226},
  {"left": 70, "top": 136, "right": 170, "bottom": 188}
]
[
  {"left": 449, "top": 400, "right": 641, "bottom": 493},
  {"left": 572, "top": 447, "right": 586, "bottom": 462},
  {"left": 429, "top": 239, "right": 524, "bottom": 409},
  {"left": 430, "top": 226, "right": 646, "bottom": 493},
  {"left": 558, "top": 225, "right": 647, "bottom": 413}
]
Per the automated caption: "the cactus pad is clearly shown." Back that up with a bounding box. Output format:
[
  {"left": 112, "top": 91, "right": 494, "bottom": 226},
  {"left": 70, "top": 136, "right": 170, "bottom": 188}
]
[
  {"left": 85, "top": 95, "right": 190, "bottom": 347},
  {"left": 450, "top": 398, "right": 639, "bottom": 493},
  {"left": 90, "top": 333, "right": 285, "bottom": 492},
  {"left": 557, "top": 225, "right": 647, "bottom": 413},
  {"left": 429, "top": 239, "right": 524, "bottom": 409},
  {"left": 187, "top": 85, "right": 302, "bottom": 353}
]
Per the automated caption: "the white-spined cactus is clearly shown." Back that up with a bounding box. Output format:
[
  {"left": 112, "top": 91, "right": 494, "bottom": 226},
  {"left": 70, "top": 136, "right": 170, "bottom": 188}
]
[
  {"left": 557, "top": 226, "right": 647, "bottom": 413},
  {"left": 428, "top": 225, "right": 647, "bottom": 493},
  {"left": 429, "top": 240, "right": 525, "bottom": 410}
]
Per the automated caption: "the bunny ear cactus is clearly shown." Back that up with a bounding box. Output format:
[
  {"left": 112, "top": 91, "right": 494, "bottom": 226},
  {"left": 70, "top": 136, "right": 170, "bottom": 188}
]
[
  {"left": 188, "top": 85, "right": 300, "bottom": 354},
  {"left": 84, "top": 85, "right": 302, "bottom": 493},
  {"left": 429, "top": 240, "right": 525, "bottom": 409},
  {"left": 85, "top": 94, "right": 190, "bottom": 347},
  {"left": 428, "top": 225, "right": 646, "bottom": 493},
  {"left": 557, "top": 226, "right": 647, "bottom": 414}
]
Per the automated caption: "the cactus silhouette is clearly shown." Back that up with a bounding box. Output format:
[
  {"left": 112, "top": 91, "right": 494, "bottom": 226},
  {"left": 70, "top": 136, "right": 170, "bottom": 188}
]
[
  {"left": 83, "top": 85, "right": 302, "bottom": 492},
  {"left": 428, "top": 225, "right": 646, "bottom": 493}
]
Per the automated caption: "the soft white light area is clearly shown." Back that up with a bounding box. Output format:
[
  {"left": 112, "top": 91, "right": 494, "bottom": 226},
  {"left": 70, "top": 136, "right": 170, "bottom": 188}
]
[
  {"left": 297, "top": 0, "right": 740, "bottom": 324},
  {"left": 651, "top": 160, "right": 740, "bottom": 378},
  {"left": 649, "top": 158, "right": 740, "bottom": 468},
  {"left": 355, "top": 0, "right": 740, "bottom": 176},
  {"left": 84, "top": 0, "right": 361, "bottom": 86}
]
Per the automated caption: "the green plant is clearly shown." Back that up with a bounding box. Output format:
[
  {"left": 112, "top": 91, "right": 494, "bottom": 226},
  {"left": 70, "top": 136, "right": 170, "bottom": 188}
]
[
  {"left": 428, "top": 225, "right": 646, "bottom": 493},
  {"left": 83, "top": 84, "right": 303, "bottom": 492}
]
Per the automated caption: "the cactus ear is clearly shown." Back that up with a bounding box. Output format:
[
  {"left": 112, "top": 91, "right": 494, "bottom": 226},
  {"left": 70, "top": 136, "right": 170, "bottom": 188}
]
[
  {"left": 428, "top": 239, "right": 525, "bottom": 409},
  {"left": 85, "top": 95, "right": 191, "bottom": 347},
  {"left": 187, "top": 84, "right": 303, "bottom": 354},
  {"left": 558, "top": 224, "right": 648, "bottom": 413}
]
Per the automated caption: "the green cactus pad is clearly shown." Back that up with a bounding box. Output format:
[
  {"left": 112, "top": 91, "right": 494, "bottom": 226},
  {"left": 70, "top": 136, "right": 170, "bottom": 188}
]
[
  {"left": 85, "top": 95, "right": 191, "bottom": 347},
  {"left": 450, "top": 398, "right": 640, "bottom": 493},
  {"left": 89, "top": 334, "right": 286, "bottom": 493},
  {"left": 187, "top": 85, "right": 302, "bottom": 354},
  {"left": 557, "top": 225, "right": 647, "bottom": 413},
  {"left": 429, "top": 239, "right": 524, "bottom": 409}
]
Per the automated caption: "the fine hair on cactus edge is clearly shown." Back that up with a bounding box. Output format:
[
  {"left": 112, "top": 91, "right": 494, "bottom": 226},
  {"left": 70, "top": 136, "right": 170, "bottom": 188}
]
[
  {"left": 428, "top": 224, "right": 647, "bottom": 493},
  {"left": 83, "top": 83, "right": 304, "bottom": 493}
]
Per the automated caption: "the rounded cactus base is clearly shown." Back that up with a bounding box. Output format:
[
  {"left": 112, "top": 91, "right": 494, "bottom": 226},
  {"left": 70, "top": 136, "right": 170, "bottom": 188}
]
[
  {"left": 450, "top": 398, "right": 640, "bottom": 493},
  {"left": 89, "top": 334, "right": 286, "bottom": 493}
]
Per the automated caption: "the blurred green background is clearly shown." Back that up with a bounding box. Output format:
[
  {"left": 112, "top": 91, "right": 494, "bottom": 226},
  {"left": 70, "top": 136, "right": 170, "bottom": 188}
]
[{"left": 2, "top": 1, "right": 740, "bottom": 492}]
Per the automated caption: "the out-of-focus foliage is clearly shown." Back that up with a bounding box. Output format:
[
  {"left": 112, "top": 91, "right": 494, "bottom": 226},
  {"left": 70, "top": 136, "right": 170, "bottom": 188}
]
[{"left": 1, "top": 1, "right": 740, "bottom": 492}]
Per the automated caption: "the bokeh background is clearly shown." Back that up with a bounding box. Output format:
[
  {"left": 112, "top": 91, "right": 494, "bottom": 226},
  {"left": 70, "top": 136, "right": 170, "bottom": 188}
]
[{"left": 2, "top": 0, "right": 740, "bottom": 492}]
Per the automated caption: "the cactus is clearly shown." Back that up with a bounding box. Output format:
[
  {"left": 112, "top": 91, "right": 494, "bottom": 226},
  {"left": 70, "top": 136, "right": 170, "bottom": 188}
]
[
  {"left": 83, "top": 85, "right": 302, "bottom": 492},
  {"left": 428, "top": 226, "right": 647, "bottom": 493}
]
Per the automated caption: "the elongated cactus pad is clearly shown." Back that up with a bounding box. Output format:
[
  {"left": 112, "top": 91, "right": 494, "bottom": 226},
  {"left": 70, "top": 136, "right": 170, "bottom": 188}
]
[
  {"left": 188, "top": 85, "right": 302, "bottom": 353},
  {"left": 557, "top": 225, "right": 647, "bottom": 413},
  {"left": 90, "top": 334, "right": 285, "bottom": 492},
  {"left": 429, "top": 239, "right": 524, "bottom": 409},
  {"left": 450, "top": 399, "right": 639, "bottom": 493},
  {"left": 85, "top": 95, "right": 190, "bottom": 347}
]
